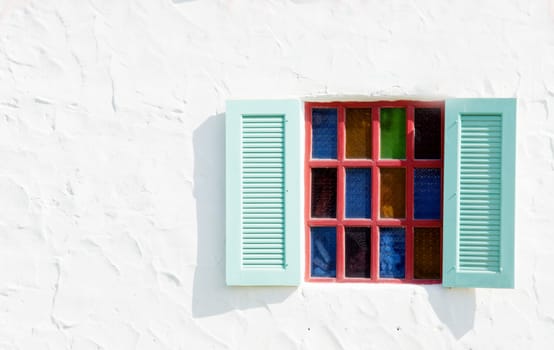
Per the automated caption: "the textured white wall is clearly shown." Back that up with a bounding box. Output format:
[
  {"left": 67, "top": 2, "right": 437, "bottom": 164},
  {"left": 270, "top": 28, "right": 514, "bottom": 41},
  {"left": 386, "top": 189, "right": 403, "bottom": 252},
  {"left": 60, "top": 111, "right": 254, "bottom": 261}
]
[{"left": 0, "top": 0, "right": 553, "bottom": 348}]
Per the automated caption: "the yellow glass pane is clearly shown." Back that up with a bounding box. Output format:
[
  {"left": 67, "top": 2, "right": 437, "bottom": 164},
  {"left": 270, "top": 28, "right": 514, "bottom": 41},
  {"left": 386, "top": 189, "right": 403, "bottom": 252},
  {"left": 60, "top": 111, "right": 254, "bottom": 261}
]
[
  {"left": 380, "top": 168, "right": 405, "bottom": 218},
  {"left": 346, "top": 108, "right": 372, "bottom": 159},
  {"left": 414, "top": 228, "right": 441, "bottom": 279}
]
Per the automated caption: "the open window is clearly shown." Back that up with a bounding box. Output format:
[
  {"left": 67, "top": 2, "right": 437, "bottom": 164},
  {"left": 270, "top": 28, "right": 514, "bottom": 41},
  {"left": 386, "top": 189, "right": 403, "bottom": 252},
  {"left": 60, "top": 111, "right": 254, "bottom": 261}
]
[{"left": 226, "top": 98, "right": 515, "bottom": 288}]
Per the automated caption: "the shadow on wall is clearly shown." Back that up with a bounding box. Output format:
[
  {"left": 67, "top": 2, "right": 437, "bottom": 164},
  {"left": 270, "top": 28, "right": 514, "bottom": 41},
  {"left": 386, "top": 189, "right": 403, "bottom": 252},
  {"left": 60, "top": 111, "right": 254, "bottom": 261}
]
[
  {"left": 191, "top": 114, "right": 295, "bottom": 318},
  {"left": 424, "top": 285, "right": 476, "bottom": 339},
  {"left": 191, "top": 114, "right": 476, "bottom": 329}
]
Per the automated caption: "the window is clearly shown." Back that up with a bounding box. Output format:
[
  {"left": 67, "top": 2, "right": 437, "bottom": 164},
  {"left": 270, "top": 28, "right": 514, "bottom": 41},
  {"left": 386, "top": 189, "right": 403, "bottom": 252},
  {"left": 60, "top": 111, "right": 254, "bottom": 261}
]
[
  {"left": 305, "top": 101, "right": 443, "bottom": 283},
  {"left": 226, "top": 98, "right": 515, "bottom": 288}
]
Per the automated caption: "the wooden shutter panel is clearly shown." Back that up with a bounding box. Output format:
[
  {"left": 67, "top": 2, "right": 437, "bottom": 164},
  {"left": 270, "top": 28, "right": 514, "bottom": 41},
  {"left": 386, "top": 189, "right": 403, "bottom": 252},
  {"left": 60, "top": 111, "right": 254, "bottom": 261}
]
[
  {"left": 226, "top": 100, "right": 301, "bottom": 285},
  {"left": 443, "top": 98, "right": 516, "bottom": 288}
]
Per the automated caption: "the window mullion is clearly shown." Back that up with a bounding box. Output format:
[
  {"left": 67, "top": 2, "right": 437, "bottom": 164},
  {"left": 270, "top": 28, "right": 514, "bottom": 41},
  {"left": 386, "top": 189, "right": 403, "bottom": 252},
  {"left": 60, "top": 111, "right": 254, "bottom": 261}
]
[
  {"left": 370, "top": 107, "right": 380, "bottom": 280},
  {"left": 405, "top": 105, "right": 415, "bottom": 281},
  {"left": 336, "top": 107, "right": 346, "bottom": 280},
  {"left": 304, "top": 103, "right": 312, "bottom": 282}
]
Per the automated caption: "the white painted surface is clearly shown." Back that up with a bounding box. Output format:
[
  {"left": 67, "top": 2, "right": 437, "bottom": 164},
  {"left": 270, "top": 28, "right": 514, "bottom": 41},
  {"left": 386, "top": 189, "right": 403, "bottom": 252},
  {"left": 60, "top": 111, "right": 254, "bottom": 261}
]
[{"left": 0, "top": 0, "right": 553, "bottom": 348}]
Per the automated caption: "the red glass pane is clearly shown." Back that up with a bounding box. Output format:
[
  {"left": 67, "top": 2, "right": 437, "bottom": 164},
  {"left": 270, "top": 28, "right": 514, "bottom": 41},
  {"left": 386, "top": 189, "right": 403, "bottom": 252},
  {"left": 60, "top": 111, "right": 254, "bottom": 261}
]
[
  {"left": 311, "top": 168, "right": 337, "bottom": 218},
  {"left": 345, "top": 227, "right": 371, "bottom": 278},
  {"left": 415, "top": 108, "right": 441, "bottom": 159}
]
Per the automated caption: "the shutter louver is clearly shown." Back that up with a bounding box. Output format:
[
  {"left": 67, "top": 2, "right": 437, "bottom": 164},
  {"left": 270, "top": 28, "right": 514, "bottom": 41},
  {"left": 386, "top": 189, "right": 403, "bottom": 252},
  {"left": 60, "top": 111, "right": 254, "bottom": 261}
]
[
  {"left": 443, "top": 99, "right": 515, "bottom": 288},
  {"left": 458, "top": 115, "right": 502, "bottom": 272},
  {"left": 241, "top": 115, "right": 286, "bottom": 268},
  {"left": 226, "top": 100, "right": 301, "bottom": 286}
]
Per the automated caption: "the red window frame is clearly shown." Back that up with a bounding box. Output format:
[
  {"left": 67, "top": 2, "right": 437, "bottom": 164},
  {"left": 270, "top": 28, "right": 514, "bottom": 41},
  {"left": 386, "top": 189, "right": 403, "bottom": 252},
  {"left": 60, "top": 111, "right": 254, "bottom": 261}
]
[{"left": 304, "top": 101, "right": 444, "bottom": 284}]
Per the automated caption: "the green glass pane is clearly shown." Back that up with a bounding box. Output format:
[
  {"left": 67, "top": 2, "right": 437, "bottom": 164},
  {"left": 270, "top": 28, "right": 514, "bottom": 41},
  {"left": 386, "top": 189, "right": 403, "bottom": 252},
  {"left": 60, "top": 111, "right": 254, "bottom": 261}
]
[{"left": 380, "top": 108, "right": 406, "bottom": 159}]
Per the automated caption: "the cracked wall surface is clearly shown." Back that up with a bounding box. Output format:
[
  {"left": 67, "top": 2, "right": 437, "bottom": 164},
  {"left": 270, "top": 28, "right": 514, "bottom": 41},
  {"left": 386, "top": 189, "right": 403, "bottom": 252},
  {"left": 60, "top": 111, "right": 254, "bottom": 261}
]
[{"left": 1, "top": 0, "right": 554, "bottom": 349}]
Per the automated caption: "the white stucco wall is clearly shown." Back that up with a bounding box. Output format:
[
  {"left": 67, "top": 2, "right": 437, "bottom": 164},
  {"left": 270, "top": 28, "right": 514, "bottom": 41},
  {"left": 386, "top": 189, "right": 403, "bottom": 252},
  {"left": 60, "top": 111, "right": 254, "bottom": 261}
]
[{"left": 1, "top": 0, "right": 553, "bottom": 348}]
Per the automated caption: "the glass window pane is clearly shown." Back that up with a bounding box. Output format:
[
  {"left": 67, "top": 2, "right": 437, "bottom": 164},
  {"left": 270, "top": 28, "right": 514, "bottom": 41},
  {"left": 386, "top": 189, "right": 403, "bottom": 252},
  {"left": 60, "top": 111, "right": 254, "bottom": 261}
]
[
  {"left": 414, "top": 168, "right": 441, "bottom": 219},
  {"left": 311, "top": 227, "right": 336, "bottom": 277},
  {"left": 380, "top": 108, "right": 406, "bottom": 159},
  {"left": 379, "top": 228, "right": 405, "bottom": 278},
  {"left": 346, "top": 108, "right": 372, "bottom": 159},
  {"left": 415, "top": 108, "right": 441, "bottom": 159},
  {"left": 312, "top": 108, "right": 337, "bottom": 159},
  {"left": 345, "top": 168, "right": 371, "bottom": 218},
  {"left": 345, "top": 227, "right": 371, "bottom": 278},
  {"left": 311, "top": 168, "right": 337, "bottom": 218},
  {"left": 380, "top": 168, "right": 405, "bottom": 218},
  {"left": 414, "top": 228, "right": 441, "bottom": 279}
]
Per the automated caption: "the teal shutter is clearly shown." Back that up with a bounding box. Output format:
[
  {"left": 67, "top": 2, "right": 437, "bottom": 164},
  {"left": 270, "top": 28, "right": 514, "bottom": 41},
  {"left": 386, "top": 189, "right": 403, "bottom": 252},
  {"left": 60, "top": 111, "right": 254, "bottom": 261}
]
[
  {"left": 443, "top": 98, "right": 516, "bottom": 288},
  {"left": 226, "top": 100, "right": 301, "bottom": 285}
]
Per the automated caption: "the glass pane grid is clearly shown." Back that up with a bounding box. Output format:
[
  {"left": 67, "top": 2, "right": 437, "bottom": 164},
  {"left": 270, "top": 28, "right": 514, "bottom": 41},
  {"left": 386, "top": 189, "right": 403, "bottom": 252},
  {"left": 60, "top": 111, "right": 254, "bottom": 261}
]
[{"left": 307, "top": 102, "right": 443, "bottom": 283}]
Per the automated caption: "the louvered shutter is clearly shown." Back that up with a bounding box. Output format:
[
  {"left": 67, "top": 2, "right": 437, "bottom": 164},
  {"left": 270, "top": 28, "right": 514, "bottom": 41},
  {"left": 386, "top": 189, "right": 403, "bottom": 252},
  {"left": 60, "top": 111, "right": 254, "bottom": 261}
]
[
  {"left": 226, "top": 100, "right": 301, "bottom": 285},
  {"left": 443, "top": 98, "right": 516, "bottom": 288}
]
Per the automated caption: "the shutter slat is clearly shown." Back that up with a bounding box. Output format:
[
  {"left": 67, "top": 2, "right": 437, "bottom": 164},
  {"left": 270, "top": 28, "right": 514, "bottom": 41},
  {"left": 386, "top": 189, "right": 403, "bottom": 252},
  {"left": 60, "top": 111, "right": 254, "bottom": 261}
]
[{"left": 243, "top": 240, "right": 284, "bottom": 245}]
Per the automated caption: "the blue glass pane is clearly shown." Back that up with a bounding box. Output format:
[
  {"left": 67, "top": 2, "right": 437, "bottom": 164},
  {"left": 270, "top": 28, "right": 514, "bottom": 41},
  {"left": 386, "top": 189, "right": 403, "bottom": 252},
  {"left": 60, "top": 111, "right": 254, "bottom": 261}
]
[
  {"left": 345, "top": 168, "right": 371, "bottom": 218},
  {"left": 311, "top": 227, "right": 336, "bottom": 277},
  {"left": 312, "top": 108, "right": 337, "bottom": 159},
  {"left": 379, "top": 228, "right": 405, "bottom": 278},
  {"left": 414, "top": 168, "right": 441, "bottom": 219}
]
